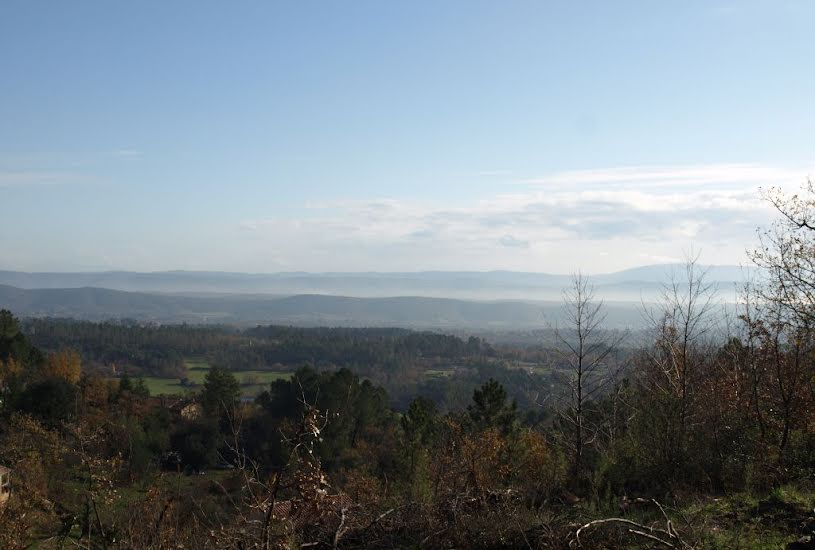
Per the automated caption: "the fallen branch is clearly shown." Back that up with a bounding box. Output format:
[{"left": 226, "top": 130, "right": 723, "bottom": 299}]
[
  {"left": 575, "top": 518, "right": 675, "bottom": 548},
  {"left": 572, "top": 499, "right": 689, "bottom": 549},
  {"left": 333, "top": 507, "right": 347, "bottom": 549}
]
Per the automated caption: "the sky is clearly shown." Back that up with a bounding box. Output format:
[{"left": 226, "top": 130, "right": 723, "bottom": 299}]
[{"left": 1, "top": 0, "right": 814, "bottom": 274}]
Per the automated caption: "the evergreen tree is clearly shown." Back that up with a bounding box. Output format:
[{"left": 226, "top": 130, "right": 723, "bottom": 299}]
[
  {"left": 200, "top": 365, "right": 240, "bottom": 422},
  {"left": 468, "top": 378, "right": 517, "bottom": 433}
]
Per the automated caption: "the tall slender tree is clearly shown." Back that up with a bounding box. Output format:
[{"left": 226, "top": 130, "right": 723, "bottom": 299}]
[
  {"left": 639, "top": 256, "right": 717, "bottom": 476},
  {"left": 554, "top": 273, "right": 624, "bottom": 484}
]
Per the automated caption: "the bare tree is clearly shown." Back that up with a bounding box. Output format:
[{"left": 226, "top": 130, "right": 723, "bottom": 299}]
[
  {"left": 733, "top": 281, "right": 767, "bottom": 441},
  {"left": 640, "top": 255, "right": 717, "bottom": 472},
  {"left": 555, "top": 273, "right": 626, "bottom": 484},
  {"left": 747, "top": 289, "right": 812, "bottom": 460},
  {"left": 751, "top": 180, "right": 815, "bottom": 325},
  {"left": 748, "top": 182, "right": 815, "bottom": 458}
]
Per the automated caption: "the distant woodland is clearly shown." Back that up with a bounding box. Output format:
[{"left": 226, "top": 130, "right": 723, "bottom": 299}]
[{"left": 0, "top": 186, "right": 815, "bottom": 548}]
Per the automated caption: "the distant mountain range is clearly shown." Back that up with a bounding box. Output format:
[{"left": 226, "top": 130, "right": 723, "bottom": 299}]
[
  {"left": 0, "top": 265, "right": 752, "bottom": 329},
  {"left": 0, "top": 284, "right": 647, "bottom": 329},
  {"left": 0, "top": 264, "right": 754, "bottom": 301}
]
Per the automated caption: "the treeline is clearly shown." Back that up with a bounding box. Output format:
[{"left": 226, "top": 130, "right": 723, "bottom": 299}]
[
  {"left": 23, "top": 319, "right": 223, "bottom": 377},
  {"left": 22, "top": 317, "right": 564, "bottom": 411},
  {"left": 23, "top": 319, "right": 493, "bottom": 376},
  {"left": 244, "top": 325, "right": 491, "bottom": 363}
]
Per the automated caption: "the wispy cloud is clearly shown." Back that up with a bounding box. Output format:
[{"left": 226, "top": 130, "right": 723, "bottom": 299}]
[
  {"left": 0, "top": 149, "right": 140, "bottom": 188},
  {"left": 237, "top": 163, "right": 811, "bottom": 272},
  {"left": 519, "top": 163, "right": 808, "bottom": 189},
  {"left": 0, "top": 171, "right": 84, "bottom": 186}
]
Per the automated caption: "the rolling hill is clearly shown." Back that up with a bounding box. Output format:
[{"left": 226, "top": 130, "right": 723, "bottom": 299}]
[
  {"left": 0, "top": 284, "right": 646, "bottom": 329},
  {"left": 0, "top": 265, "right": 754, "bottom": 301}
]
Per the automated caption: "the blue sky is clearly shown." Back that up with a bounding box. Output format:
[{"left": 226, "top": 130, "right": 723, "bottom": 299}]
[{"left": 1, "top": 1, "right": 814, "bottom": 273}]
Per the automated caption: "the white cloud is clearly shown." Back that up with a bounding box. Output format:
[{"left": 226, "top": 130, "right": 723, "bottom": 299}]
[
  {"left": 519, "top": 163, "right": 807, "bottom": 189},
  {"left": 237, "top": 163, "right": 813, "bottom": 273},
  {"left": 499, "top": 235, "right": 530, "bottom": 248},
  {"left": 642, "top": 253, "right": 683, "bottom": 264}
]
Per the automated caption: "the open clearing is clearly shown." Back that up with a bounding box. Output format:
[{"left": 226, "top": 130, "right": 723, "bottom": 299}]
[{"left": 141, "top": 358, "right": 292, "bottom": 397}]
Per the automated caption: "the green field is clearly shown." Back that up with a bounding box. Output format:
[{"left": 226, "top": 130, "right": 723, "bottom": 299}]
[
  {"left": 424, "top": 368, "right": 454, "bottom": 378},
  {"left": 141, "top": 359, "right": 291, "bottom": 397},
  {"left": 505, "top": 361, "right": 552, "bottom": 375}
]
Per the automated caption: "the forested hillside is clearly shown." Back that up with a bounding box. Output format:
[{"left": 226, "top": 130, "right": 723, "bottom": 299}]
[
  {"left": 0, "top": 284, "right": 647, "bottom": 328},
  {"left": 2, "top": 249, "right": 815, "bottom": 547}
]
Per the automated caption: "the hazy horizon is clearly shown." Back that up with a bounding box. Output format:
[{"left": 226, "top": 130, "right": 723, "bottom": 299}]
[
  {"left": 3, "top": 2, "right": 814, "bottom": 274},
  {"left": 0, "top": 261, "right": 754, "bottom": 276}
]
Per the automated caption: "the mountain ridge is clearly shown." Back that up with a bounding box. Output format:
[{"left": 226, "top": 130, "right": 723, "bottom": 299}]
[
  {"left": 0, "top": 264, "right": 755, "bottom": 302},
  {"left": 0, "top": 283, "right": 652, "bottom": 329}
]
